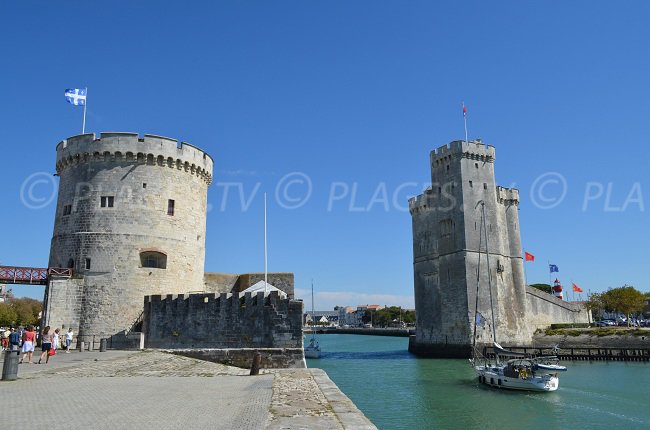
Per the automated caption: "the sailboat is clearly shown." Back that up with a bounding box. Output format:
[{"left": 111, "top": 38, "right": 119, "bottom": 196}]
[
  {"left": 470, "top": 201, "right": 567, "bottom": 392},
  {"left": 304, "top": 280, "right": 321, "bottom": 359}
]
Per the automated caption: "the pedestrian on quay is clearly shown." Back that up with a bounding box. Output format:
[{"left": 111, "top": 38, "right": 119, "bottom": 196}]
[
  {"left": 19, "top": 326, "right": 36, "bottom": 364},
  {"left": 53, "top": 328, "right": 61, "bottom": 352},
  {"left": 65, "top": 328, "right": 73, "bottom": 353},
  {"left": 9, "top": 327, "right": 21, "bottom": 351},
  {"left": 1, "top": 327, "right": 8, "bottom": 351},
  {"left": 38, "top": 326, "right": 54, "bottom": 364}
]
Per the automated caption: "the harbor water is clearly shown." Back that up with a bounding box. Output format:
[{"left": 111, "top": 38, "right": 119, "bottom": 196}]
[{"left": 306, "top": 334, "right": 650, "bottom": 429}]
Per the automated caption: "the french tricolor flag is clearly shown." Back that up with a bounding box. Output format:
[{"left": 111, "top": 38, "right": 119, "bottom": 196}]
[{"left": 463, "top": 103, "right": 467, "bottom": 118}]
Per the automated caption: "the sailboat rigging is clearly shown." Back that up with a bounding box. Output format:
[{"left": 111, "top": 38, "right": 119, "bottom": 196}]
[
  {"left": 470, "top": 200, "right": 567, "bottom": 392},
  {"left": 304, "top": 280, "right": 321, "bottom": 359}
]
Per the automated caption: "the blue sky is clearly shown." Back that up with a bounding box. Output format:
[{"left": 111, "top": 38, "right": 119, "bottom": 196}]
[{"left": 1, "top": 1, "right": 649, "bottom": 310}]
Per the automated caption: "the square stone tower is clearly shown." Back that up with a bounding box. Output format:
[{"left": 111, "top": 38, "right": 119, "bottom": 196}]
[{"left": 408, "top": 140, "right": 530, "bottom": 358}]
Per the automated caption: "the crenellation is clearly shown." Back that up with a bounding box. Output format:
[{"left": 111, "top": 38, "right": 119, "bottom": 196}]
[{"left": 55, "top": 132, "right": 213, "bottom": 184}]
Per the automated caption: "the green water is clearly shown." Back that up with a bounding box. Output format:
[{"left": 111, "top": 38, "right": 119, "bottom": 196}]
[{"left": 306, "top": 334, "right": 650, "bottom": 430}]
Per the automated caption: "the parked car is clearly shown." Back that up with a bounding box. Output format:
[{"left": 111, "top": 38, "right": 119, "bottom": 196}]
[{"left": 595, "top": 320, "right": 616, "bottom": 327}]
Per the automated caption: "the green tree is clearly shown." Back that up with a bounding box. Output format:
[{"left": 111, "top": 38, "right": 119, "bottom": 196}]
[
  {"left": 601, "top": 285, "right": 646, "bottom": 326},
  {"left": 585, "top": 293, "right": 604, "bottom": 322},
  {"left": 10, "top": 298, "right": 42, "bottom": 326},
  {"left": 0, "top": 302, "right": 18, "bottom": 326}
]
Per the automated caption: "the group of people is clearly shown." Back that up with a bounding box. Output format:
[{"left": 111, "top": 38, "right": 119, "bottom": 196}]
[{"left": 0, "top": 326, "right": 74, "bottom": 364}]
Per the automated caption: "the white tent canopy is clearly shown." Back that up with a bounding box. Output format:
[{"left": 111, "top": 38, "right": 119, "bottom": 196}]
[{"left": 241, "top": 280, "right": 287, "bottom": 298}]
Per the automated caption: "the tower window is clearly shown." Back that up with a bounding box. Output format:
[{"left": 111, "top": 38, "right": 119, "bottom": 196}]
[
  {"left": 140, "top": 251, "right": 167, "bottom": 269},
  {"left": 66, "top": 258, "right": 74, "bottom": 269},
  {"left": 143, "top": 183, "right": 147, "bottom": 188},
  {"left": 167, "top": 199, "right": 175, "bottom": 216},
  {"left": 100, "top": 196, "right": 114, "bottom": 208},
  {"left": 469, "top": 181, "right": 473, "bottom": 188},
  {"left": 63, "top": 204, "right": 72, "bottom": 216},
  {"left": 446, "top": 165, "right": 450, "bottom": 171},
  {"left": 475, "top": 163, "right": 479, "bottom": 168},
  {"left": 85, "top": 258, "right": 91, "bottom": 270},
  {"left": 483, "top": 183, "right": 487, "bottom": 190}
]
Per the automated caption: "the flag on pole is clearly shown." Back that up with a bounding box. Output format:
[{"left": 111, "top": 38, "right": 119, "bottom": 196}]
[
  {"left": 549, "top": 264, "right": 559, "bottom": 273},
  {"left": 525, "top": 252, "right": 535, "bottom": 262},
  {"left": 572, "top": 283, "right": 583, "bottom": 293},
  {"left": 463, "top": 103, "right": 467, "bottom": 118},
  {"left": 64, "top": 88, "right": 87, "bottom": 106}
]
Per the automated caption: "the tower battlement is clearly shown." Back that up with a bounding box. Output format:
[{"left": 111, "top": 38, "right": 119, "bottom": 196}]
[
  {"left": 55, "top": 132, "right": 214, "bottom": 185},
  {"left": 496, "top": 186, "right": 520, "bottom": 206},
  {"left": 408, "top": 187, "right": 433, "bottom": 215},
  {"left": 429, "top": 139, "right": 495, "bottom": 165}
]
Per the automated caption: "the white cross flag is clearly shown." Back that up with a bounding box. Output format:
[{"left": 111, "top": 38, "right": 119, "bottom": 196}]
[{"left": 64, "top": 88, "right": 87, "bottom": 106}]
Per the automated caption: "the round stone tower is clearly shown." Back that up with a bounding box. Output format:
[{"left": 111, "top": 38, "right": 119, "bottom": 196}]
[{"left": 44, "top": 132, "right": 213, "bottom": 341}]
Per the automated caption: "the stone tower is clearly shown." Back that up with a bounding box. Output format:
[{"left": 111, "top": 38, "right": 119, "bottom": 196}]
[
  {"left": 43, "top": 132, "right": 213, "bottom": 341},
  {"left": 408, "top": 140, "right": 529, "bottom": 358}
]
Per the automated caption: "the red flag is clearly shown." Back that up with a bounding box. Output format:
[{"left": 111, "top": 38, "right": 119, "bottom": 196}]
[
  {"left": 572, "top": 283, "right": 583, "bottom": 293},
  {"left": 524, "top": 252, "right": 535, "bottom": 262},
  {"left": 463, "top": 104, "right": 467, "bottom": 117}
]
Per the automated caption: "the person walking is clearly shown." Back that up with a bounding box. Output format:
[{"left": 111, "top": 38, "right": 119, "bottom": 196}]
[
  {"left": 53, "top": 328, "right": 61, "bottom": 351},
  {"left": 9, "top": 327, "right": 21, "bottom": 351},
  {"left": 1, "top": 328, "right": 8, "bottom": 351},
  {"left": 65, "top": 328, "right": 73, "bottom": 353},
  {"left": 38, "top": 326, "right": 54, "bottom": 364},
  {"left": 19, "top": 326, "right": 36, "bottom": 364}
]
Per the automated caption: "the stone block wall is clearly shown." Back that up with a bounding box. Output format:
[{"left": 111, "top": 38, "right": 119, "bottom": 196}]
[
  {"left": 142, "top": 291, "right": 303, "bottom": 349},
  {"left": 526, "top": 286, "right": 590, "bottom": 330}
]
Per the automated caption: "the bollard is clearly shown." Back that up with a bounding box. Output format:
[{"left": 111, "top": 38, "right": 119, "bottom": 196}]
[
  {"left": 88, "top": 340, "right": 94, "bottom": 352},
  {"left": 2, "top": 350, "right": 20, "bottom": 381},
  {"left": 79, "top": 341, "right": 86, "bottom": 352},
  {"left": 100, "top": 338, "right": 107, "bottom": 352},
  {"left": 250, "top": 351, "right": 262, "bottom": 375}
]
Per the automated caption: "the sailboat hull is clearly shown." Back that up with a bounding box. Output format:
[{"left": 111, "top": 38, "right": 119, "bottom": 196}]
[
  {"left": 304, "top": 347, "right": 321, "bottom": 359},
  {"left": 475, "top": 365, "right": 559, "bottom": 392}
]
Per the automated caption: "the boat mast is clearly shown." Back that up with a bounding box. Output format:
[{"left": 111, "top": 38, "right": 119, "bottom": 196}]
[
  {"left": 481, "top": 202, "right": 498, "bottom": 348},
  {"left": 311, "top": 279, "right": 316, "bottom": 340},
  {"left": 472, "top": 202, "right": 485, "bottom": 350}
]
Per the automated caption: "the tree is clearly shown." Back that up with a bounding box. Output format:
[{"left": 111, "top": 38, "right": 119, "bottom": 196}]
[
  {"left": 601, "top": 285, "right": 646, "bottom": 326},
  {"left": 585, "top": 293, "right": 604, "bottom": 322},
  {"left": 10, "top": 298, "right": 42, "bottom": 326},
  {"left": 0, "top": 302, "right": 18, "bottom": 326}
]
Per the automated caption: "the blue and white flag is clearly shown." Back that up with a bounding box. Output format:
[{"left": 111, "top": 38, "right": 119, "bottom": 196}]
[
  {"left": 475, "top": 311, "right": 485, "bottom": 328},
  {"left": 549, "top": 264, "right": 559, "bottom": 273},
  {"left": 64, "top": 88, "right": 87, "bottom": 106}
]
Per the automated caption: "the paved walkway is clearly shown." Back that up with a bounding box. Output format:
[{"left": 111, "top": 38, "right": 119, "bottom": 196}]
[{"left": 0, "top": 350, "right": 376, "bottom": 430}]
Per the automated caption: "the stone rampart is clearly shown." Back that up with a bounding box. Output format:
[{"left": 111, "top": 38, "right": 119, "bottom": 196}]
[
  {"left": 143, "top": 291, "right": 303, "bottom": 349},
  {"left": 526, "top": 286, "right": 590, "bottom": 330}
]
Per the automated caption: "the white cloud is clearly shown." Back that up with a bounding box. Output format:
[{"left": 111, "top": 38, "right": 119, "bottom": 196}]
[{"left": 294, "top": 288, "right": 415, "bottom": 312}]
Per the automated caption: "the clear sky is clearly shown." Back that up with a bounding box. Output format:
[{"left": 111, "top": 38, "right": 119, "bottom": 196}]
[{"left": 1, "top": 1, "right": 649, "bottom": 310}]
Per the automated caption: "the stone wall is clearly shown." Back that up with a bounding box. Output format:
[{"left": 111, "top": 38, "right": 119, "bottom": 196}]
[
  {"left": 142, "top": 291, "right": 303, "bottom": 349},
  {"left": 42, "top": 277, "right": 84, "bottom": 333},
  {"left": 167, "top": 348, "right": 305, "bottom": 369},
  {"left": 526, "top": 286, "right": 590, "bottom": 330}
]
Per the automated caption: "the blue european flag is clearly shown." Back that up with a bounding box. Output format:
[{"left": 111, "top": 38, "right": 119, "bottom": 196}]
[
  {"left": 549, "top": 264, "right": 559, "bottom": 273},
  {"left": 64, "top": 88, "right": 87, "bottom": 106}
]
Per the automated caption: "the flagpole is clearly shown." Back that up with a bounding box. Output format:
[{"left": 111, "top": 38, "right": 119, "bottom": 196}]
[
  {"left": 264, "top": 192, "right": 268, "bottom": 295},
  {"left": 463, "top": 101, "right": 468, "bottom": 143},
  {"left": 82, "top": 87, "right": 87, "bottom": 134},
  {"left": 523, "top": 250, "right": 529, "bottom": 288}
]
